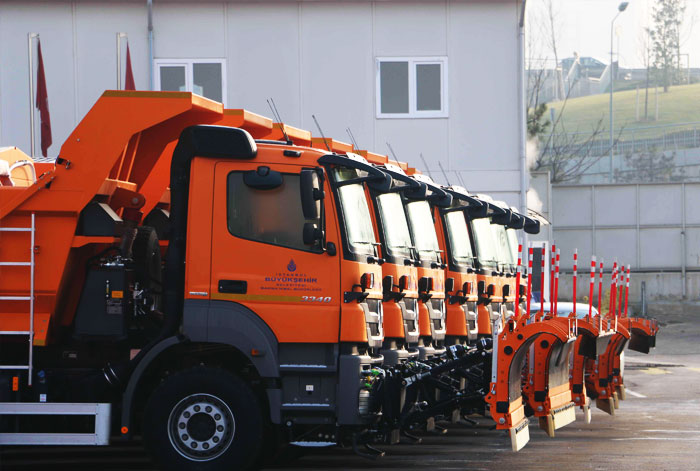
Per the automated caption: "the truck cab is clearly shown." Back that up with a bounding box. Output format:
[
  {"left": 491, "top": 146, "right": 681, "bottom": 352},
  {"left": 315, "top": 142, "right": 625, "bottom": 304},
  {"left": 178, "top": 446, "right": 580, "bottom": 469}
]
[
  {"left": 436, "top": 185, "right": 483, "bottom": 345},
  {"left": 403, "top": 173, "right": 452, "bottom": 359}
]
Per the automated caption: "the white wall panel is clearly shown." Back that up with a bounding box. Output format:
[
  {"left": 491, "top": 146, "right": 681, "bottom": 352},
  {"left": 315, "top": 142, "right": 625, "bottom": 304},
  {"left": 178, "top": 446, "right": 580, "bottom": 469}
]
[
  {"left": 594, "top": 186, "right": 635, "bottom": 226},
  {"left": 552, "top": 186, "right": 591, "bottom": 226},
  {"left": 152, "top": 3, "right": 225, "bottom": 58},
  {"left": 373, "top": 2, "right": 447, "bottom": 56},
  {"left": 684, "top": 227, "right": 700, "bottom": 268},
  {"left": 684, "top": 183, "right": 700, "bottom": 224},
  {"left": 640, "top": 228, "right": 681, "bottom": 268},
  {"left": 75, "top": 3, "right": 148, "bottom": 119},
  {"left": 0, "top": 1, "right": 75, "bottom": 156},
  {"left": 447, "top": 1, "right": 518, "bottom": 182},
  {"left": 639, "top": 184, "right": 682, "bottom": 225},
  {"left": 300, "top": 2, "right": 374, "bottom": 147},
  {"left": 226, "top": 3, "right": 302, "bottom": 123},
  {"left": 553, "top": 229, "right": 593, "bottom": 271},
  {"left": 594, "top": 228, "right": 636, "bottom": 267}
]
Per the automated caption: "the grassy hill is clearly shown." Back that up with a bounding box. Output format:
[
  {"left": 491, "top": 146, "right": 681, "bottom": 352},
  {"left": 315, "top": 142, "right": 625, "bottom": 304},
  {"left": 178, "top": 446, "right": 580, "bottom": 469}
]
[{"left": 546, "top": 83, "right": 700, "bottom": 138}]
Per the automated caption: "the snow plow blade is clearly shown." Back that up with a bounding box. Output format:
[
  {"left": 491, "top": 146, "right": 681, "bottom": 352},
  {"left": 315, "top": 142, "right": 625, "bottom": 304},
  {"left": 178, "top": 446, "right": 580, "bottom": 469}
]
[
  {"left": 587, "top": 320, "right": 629, "bottom": 414},
  {"left": 485, "top": 316, "right": 575, "bottom": 449},
  {"left": 626, "top": 317, "right": 656, "bottom": 354},
  {"left": 569, "top": 317, "right": 615, "bottom": 415}
]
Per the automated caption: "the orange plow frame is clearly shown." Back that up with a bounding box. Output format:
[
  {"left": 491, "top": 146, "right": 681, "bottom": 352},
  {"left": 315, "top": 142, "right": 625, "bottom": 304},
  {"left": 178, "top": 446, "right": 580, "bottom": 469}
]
[{"left": 484, "top": 316, "right": 575, "bottom": 450}]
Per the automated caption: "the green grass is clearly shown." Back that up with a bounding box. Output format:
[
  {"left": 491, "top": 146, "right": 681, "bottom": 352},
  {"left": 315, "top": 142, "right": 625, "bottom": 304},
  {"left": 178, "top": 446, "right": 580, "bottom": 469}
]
[{"left": 546, "top": 83, "right": 700, "bottom": 138}]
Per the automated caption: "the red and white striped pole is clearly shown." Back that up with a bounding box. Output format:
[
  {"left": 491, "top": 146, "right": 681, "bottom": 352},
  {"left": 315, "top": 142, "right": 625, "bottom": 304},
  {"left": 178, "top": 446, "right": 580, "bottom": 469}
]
[
  {"left": 618, "top": 267, "right": 625, "bottom": 318},
  {"left": 514, "top": 241, "right": 522, "bottom": 318},
  {"left": 554, "top": 247, "right": 560, "bottom": 315},
  {"left": 609, "top": 260, "right": 618, "bottom": 317},
  {"left": 588, "top": 255, "right": 596, "bottom": 322},
  {"left": 540, "top": 246, "right": 546, "bottom": 316},
  {"left": 526, "top": 245, "right": 534, "bottom": 317},
  {"left": 597, "top": 258, "right": 604, "bottom": 316},
  {"left": 572, "top": 249, "right": 578, "bottom": 317},
  {"left": 550, "top": 243, "right": 556, "bottom": 315},
  {"left": 624, "top": 265, "right": 631, "bottom": 318}
]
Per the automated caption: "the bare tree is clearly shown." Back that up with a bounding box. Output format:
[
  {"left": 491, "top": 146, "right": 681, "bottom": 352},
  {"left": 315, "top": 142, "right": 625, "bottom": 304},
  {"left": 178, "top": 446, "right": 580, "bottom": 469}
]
[
  {"left": 544, "top": 0, "right": 564, "bottom": 100},
  {"left": 639, "top": 25, "right": 653, "bottom": 120},
  {"left": 649, "top": 0, "right": 686, "bottom": 92}
]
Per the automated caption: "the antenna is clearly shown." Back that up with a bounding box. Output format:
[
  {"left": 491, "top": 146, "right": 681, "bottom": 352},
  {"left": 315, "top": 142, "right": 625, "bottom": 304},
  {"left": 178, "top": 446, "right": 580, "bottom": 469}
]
[
  {"left": 312, "top": 114, "right": 331, "bottom": 152},
  {"left": 437, "top": 161, "right": 451, "bottom": 186},
  {"left": 386, "top": 142, "right": 398, "bottom": 160},
  {"left": 266, "top": 98, "right": 290, "bottom": 144},
  {"left": 346, "top": 127, "right": 359, "bottom": 149},
  {"left": 455, "top": 170, "right": 467, "bottom": 188},
  {"left": 418, "top": 153, "right": 434, "bottom": 179}
]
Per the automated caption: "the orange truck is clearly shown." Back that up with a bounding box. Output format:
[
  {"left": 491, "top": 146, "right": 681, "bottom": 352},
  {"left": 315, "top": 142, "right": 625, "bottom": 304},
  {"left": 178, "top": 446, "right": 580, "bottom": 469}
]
[{"left": 0, "top": 92, "right": 401, "bottom": 467}]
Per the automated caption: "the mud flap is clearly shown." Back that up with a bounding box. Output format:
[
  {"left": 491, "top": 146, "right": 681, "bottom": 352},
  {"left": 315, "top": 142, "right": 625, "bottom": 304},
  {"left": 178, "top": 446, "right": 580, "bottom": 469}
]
[
  {"left": 581, "top": 398, "right": 592, "bottom": 424},
  {"left": 510, "top": 417, "right": 530, "bottom": 451},
  {"left": 596, "top": 396, "right": 615, "bottom": 415},
  {"left": 617, "top": 384, "right": 626, "bottom": 401}
]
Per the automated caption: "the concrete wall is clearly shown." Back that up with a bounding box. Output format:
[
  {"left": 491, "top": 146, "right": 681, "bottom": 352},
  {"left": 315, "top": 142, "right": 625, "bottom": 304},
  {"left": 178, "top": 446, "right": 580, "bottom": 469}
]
[
  {"left": 551, "top": 182, "right": 700, "bottom": 303},
  {"left": 0, "top": 0, "right": 523, "bottom": 205}
]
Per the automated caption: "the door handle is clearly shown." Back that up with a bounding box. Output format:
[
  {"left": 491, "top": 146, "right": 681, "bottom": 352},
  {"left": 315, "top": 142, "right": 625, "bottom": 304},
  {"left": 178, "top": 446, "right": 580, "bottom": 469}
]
[{"left": 218, "top": 280, "right": 247, "bottom": 294}]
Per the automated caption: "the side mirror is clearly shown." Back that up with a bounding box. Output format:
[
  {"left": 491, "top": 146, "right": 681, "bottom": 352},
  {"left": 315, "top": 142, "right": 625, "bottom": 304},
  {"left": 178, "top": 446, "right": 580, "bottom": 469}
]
[
  {"left": 418, "top": 276, "right": 434, "bottom": 294},
  {"left": 382, "top": 275, "right": 394, "bottom": 294},
  {"left": 361, "top": 272, "right": 375, "bottom": 291},
  {"left": 445, "top": 277, "right": 455, "bottom": 294},
  {"left": 463, "top": 281, "right": 471, "bottom": 294},
  {"left": 300, "top": 169, "right": 322, "bottom": 220},
  {"left": 303, "top": 222, "right": 323, "bottom": 245},
  {"left": 398, "top": 275, "right": 409, "bottom": 292}
]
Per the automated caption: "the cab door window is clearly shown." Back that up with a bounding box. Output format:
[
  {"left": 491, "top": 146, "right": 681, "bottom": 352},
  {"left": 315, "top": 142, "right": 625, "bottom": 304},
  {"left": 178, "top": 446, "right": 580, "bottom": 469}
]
[{"left": 227, "top": 171, "right": 322, "bottom": 252}]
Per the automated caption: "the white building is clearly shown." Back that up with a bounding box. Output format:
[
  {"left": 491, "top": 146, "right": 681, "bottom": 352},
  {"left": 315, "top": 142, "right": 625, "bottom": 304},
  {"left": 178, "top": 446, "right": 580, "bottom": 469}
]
[{"left": 0, "top": 0, "right": 527, "bottom": 206}]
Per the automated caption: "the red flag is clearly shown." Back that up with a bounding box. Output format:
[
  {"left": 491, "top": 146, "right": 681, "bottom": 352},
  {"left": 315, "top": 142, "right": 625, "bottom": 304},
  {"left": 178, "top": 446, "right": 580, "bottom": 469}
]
[
  {"left": 35, "top": 39, "right": 52, "bottom": 157},
  {"left": 124, "top": 43, "right": 135, "bottom": 90}
]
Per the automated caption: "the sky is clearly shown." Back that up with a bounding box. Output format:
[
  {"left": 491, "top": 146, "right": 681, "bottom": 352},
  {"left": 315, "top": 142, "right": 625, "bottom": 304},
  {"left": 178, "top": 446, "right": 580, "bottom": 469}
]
[{"left": 527, "top": 0, "right": 700, "bottom": 68}]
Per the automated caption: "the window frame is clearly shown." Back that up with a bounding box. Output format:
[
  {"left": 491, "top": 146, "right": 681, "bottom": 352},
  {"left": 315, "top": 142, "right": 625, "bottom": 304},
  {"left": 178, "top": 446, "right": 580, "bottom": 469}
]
[
  {"left": 154, "top": 58, "right": 227, "bottom": 105},
  {"left": 225, "top": 170, "right": 323, "bottom": 254},
  {"left": 375, "top": 56, "right": 448, "bottom": 119}
]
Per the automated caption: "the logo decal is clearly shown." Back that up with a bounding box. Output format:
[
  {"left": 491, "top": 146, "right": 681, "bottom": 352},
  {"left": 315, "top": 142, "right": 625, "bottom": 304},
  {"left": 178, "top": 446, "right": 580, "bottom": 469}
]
[{"left": 287, "top": 259, "right": 297, "bottom": 272}]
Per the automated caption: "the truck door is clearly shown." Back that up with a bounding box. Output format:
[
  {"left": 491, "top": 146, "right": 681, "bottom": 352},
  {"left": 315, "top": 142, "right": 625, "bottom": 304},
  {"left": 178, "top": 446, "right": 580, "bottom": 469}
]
[{"left": 210, "top": 161, "right": 341, "bottom": 344}]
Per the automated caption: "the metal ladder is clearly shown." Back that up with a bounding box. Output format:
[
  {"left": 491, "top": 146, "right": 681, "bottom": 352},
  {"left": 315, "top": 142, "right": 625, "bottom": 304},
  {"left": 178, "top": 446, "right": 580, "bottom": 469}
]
[{"left": 0, "top": 213, "right": 36, "bottom": 385}]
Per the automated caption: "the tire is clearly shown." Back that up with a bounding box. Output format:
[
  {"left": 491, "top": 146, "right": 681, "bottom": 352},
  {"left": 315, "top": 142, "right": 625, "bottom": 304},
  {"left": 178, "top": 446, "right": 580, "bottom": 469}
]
[{"left": 142, "top": 367, "right": 264, "bottom": 470}]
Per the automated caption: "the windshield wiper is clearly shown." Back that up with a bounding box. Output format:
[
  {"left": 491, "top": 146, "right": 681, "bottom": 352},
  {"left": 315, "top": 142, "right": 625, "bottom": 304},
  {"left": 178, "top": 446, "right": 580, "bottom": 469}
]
[{"left": 353, "top": 240, "right": 381, "bottom": 247}]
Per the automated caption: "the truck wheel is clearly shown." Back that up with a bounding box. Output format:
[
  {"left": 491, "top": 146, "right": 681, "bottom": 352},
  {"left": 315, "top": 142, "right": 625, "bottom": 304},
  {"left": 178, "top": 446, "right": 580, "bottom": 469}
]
[{"left": 143, "top": 367, "right": 264, "bottom": 470}]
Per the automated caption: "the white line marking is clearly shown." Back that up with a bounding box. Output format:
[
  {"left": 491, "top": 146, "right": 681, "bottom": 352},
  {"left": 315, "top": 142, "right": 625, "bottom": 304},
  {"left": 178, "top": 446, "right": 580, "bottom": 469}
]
[
  {"left": 612, "top": 437, "right": 700, "bottom": 441},
  {"left": 625, "top": 388, "right": 646, "bottom": 398}
]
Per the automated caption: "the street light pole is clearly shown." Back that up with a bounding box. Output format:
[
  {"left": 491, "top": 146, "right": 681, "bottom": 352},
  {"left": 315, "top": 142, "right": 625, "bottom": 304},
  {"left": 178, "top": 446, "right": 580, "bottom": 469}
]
[{"left": 609, "top": 2, "right": 629, "bottom": 182}]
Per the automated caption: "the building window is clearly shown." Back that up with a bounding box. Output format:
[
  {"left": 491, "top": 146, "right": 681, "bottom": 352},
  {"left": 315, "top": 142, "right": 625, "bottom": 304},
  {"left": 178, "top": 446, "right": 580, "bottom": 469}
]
[
  {"left": 376, "top": 57, "right": 447, "bottom": 118},
  {"left": 154, "top": 59, "right": 225, "bottom": 104}
]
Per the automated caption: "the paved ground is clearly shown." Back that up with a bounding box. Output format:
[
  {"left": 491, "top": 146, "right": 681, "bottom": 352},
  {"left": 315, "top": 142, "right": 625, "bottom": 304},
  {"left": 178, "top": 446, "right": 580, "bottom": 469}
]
[{"left": 2, "top": 318, "right": 699, "bottom": 471}]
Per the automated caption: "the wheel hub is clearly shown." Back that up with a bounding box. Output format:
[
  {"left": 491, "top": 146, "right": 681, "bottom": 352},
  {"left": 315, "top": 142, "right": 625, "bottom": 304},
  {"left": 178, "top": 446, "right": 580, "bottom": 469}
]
[{"left": 168, "top": 393, "right": 235, "bottom": 461}]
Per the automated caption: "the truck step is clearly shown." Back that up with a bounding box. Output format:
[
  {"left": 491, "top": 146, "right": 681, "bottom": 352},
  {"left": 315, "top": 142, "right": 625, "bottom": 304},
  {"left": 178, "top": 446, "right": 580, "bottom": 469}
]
[{"left": 0, "top": 402, "right": 111, "bottom": 446}]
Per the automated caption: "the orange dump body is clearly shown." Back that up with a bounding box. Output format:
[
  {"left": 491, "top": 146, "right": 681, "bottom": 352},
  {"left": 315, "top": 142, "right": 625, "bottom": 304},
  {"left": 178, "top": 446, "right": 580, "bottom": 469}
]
[{"left": 0, "top": 91, "right": 383, "bottom": 348}]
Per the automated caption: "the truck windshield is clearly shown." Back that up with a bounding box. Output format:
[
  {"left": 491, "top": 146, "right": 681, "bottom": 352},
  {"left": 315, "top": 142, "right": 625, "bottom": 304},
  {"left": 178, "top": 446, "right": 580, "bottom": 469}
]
[
  {"left": 376, "top": 192, "right": 413, "bottom": 259},
  {"left": 333, "top": 168, "right": 377, "bottom": 257},
  {"left": 491, "top": 224, "right": 515, "bottom": 270},
  {"left": 506, "top": 228, "right": 520, "bottom": 271},
  {"left": 471, "top": 218, "right": 499, "bottom": 269},
  {"left": 444, "top": 210, "right": 474, "bottom": 266},
  {"left": 406, "top": 201, "right": 441, "bottom": 263}
]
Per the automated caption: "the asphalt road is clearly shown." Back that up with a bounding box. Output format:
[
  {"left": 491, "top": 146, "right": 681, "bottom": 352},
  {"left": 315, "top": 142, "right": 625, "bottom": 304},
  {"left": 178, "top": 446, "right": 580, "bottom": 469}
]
[{"left": 2, "top": 319, "right": 699, "bottom": 471}]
